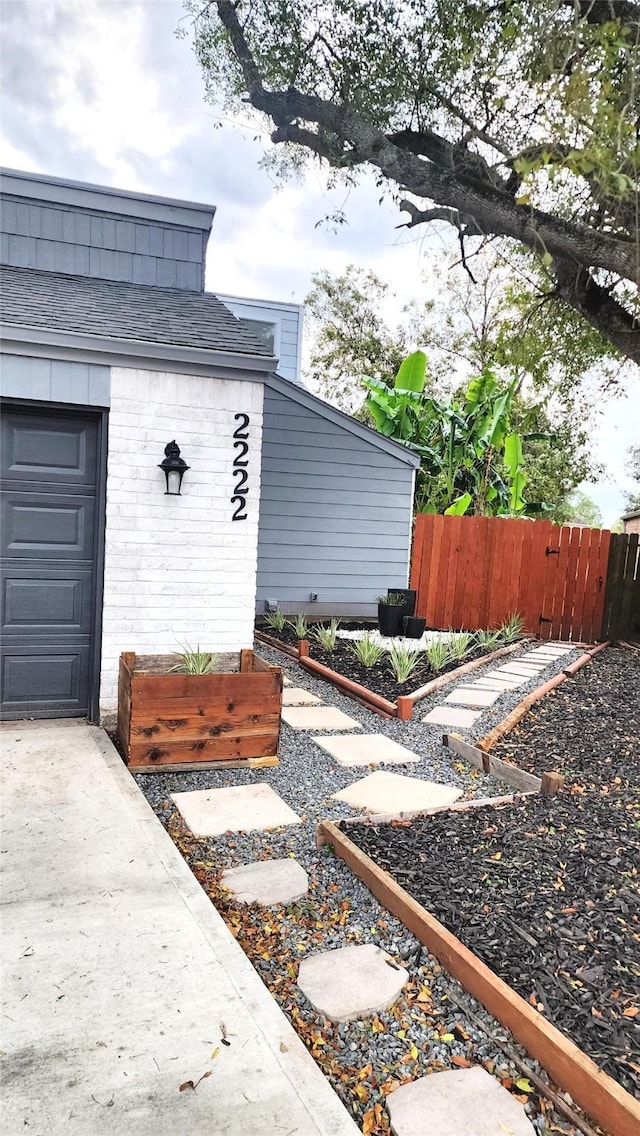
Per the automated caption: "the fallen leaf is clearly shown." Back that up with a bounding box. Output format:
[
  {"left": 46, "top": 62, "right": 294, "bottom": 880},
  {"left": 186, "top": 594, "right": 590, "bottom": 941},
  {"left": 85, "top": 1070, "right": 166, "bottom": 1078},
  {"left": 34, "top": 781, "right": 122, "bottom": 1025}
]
[
  {"left": 623, "top": 1006, "right": 639, "bottom": 1018},
  {"left": 452, "top": 1056, "right": 471, "bottom": 1068},
  {"left": 515, "top": 1077, "right": 534, "bottom": 1093},
  {"left": 279, "top": 1042, "right": 288, "bottom": 1053}
]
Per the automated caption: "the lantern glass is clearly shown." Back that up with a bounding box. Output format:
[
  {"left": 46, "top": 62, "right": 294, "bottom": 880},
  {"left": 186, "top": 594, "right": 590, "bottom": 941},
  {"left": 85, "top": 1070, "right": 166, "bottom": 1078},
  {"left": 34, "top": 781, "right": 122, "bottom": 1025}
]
[{"left": 166, "top": 468, "right": 183, "bottom": 495}]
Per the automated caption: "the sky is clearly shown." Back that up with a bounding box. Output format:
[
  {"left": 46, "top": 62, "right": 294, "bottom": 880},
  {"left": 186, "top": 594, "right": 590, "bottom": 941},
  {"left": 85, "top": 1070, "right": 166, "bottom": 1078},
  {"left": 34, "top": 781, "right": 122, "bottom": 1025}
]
[{"left": 1, "top": 0, "right": 638, "bottom": 524}]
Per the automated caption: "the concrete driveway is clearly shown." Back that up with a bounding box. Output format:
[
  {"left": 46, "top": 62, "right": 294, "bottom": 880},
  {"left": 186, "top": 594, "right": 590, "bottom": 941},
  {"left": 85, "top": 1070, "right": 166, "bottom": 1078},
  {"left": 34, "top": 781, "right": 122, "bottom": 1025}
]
[{"left": 0, "top": 720, "right": 359, "bottom": 1136}]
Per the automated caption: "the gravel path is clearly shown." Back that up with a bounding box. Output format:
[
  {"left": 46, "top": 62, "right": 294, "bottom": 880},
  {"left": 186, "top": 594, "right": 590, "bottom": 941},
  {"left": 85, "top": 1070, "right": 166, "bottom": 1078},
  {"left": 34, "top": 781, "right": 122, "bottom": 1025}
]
[{"left": 136, "top": 639, "right": 589, "bottom": 1136}]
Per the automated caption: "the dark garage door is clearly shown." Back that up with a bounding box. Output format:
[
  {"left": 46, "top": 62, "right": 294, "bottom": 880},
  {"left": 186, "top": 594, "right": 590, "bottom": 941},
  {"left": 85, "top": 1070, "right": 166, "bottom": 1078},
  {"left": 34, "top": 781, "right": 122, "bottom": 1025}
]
[{"left": 1, "top": 408, "right": 101, "bottom": 718}]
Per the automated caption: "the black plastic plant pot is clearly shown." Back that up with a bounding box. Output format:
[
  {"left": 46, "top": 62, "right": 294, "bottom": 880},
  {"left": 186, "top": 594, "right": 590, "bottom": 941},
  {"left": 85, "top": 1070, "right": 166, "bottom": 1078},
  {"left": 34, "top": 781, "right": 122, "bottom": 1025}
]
[
  {"left": 378, "top": 602, "right": 404, "bottom": 637},
  {"left": 403, "top": 616, "right": 426, "bottom": 639},
  {"left": 389, "top": 588, "right": 417, "bottom": 619}
]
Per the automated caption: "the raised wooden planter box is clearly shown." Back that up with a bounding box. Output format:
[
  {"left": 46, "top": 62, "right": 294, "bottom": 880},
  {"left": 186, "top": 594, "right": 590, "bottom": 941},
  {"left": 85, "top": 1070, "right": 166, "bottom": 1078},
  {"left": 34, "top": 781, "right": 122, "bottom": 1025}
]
[{"left": 117, "top": 649, "right": 283, "bottom": 772}]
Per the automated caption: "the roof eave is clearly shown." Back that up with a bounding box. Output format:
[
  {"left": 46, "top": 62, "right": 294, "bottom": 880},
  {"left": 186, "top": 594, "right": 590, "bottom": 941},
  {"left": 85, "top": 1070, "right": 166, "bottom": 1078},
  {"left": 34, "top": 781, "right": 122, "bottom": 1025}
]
[{"left": 1, "top": 323, "right": 278, "bottom": 382}]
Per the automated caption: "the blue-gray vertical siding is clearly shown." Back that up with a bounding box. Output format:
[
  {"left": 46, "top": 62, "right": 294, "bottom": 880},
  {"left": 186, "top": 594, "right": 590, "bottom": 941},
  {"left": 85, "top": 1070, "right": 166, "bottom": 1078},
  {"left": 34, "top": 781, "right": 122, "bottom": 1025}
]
[
  {"left": 257, "top": 385, "right": 416, "bottom": 615},
  {"left": 1, "top": 196, "right": 206, "bottom": 290}
]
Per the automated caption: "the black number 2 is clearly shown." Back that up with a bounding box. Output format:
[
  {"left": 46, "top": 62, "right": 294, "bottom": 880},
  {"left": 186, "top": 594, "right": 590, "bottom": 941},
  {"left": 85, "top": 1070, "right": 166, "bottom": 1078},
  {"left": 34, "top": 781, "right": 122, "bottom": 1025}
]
[{"left": 232, "top": 414, "right": 249, "bottom": 520}]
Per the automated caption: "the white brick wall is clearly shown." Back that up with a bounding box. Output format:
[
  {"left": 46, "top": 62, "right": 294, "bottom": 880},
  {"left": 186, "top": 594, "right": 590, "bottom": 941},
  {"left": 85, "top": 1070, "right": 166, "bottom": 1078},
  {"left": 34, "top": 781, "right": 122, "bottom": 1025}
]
[{"left": 99, "top": 368, "right": 264, "bottom": 713}]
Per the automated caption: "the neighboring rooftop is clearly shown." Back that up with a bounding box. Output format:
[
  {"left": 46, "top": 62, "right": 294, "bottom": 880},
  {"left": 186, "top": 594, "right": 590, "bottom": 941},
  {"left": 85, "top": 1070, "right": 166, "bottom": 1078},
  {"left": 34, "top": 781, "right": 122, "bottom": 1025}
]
[{"left": 1, "top": 265, "right": 275, "bottom": 360}]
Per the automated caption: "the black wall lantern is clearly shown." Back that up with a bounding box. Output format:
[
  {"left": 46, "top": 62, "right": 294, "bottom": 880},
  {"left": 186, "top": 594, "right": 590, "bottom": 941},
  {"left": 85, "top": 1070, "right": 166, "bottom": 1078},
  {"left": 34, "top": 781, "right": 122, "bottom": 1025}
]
[{"left": 158, "top": 440, "right": 190, "bottom": 495}]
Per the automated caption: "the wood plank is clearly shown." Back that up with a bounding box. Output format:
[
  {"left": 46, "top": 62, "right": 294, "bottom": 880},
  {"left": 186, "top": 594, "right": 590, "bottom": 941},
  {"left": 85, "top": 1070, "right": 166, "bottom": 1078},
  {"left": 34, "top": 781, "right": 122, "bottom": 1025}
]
[
  {"left": 618, "top": 532, "right": 639, "bottom": 639},
  {"left": 602, "top": 533, "right": 627, "bottom": 638},
  {"left": 590, "top": 526, "right": 612, "bottom": 641},
  {"left": 539, "top": 521, "right": 561, "bottom": 641},
  {"left": 409, "top": 513, "right": 427, "bottom": 593},
  {"left": 549, "top": 523, "right": 570, "bottom": 641},
  {"left": 580, "top": 528, "right": 604, "bottom": 642},
  {"left": 321, "top": 822, "right": 640, "bottom": 1136},
  {"left": 442, "top": 515, "right": 464, "bottom": 628},
  {"left": 452, "top": 516, "right": 477, "bottom": 629},
  {"left": 127, "top": 732, "right": 279, "bottom": 767},
  {"left": 432, "top": 514, "right": 452, "bottom": 629},
  {"left": 130, "top": 713, "right": 281, "bottom": 742},
  {"left": 251, "top": 651, "right": 281, "bottom": 674},
  {"left": 525, "top": 520, "right": 553, "bottom": 638},
  {"left": 467, "top": 517, "right": 491, "bottom": 629},
  {"left": 424, "top": 513, "right": 444, "bottom": 627},
  {"left": 504, "top": 519, "right": 526, "bottom": 620},
  {"left": 571, "top": 526, "right": 594, "bottom": 642},
  {"left": 132, "top": 673, "right": 282, "bottom": 708},
  {"left": 560, "top": 525, "right": 581, "bottom": 641},
  {"left": 478, "top": 514, "right": 498, "bottom": 630},
  {"left": 134, "top": 755, "right": 280, "bottom": 773},
  {"left": 444, "top": 733, "right": 542, "bottom": 793},
  {"left": 514, "top": 519, "right": 535, "bottom": 633}
]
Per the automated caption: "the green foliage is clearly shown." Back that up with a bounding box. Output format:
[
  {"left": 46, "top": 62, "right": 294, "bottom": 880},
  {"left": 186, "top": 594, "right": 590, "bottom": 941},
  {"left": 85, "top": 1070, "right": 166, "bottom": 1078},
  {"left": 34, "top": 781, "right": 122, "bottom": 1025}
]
[
  {"left": 264, "top": 609, "right": 287, "bottom": 633},
  {"left": 475, "top": 629, "right": 502, "bottom": 651},
  {"left": 447, "top": 632, "right": 474, "bottom": 661},
  {"left": 290, "top": 612, "right": 309, "bottom": 639},
  {"left": 377, "top": 591, "right": 406, "bottom": 606},
  {"left": 498, "top": 614, "right": 526, "bottom": 643},
  {"left": 425, "top": 640, "right": 450, "bottom": 672},
  {"left": 387, "top": 643, "right": 422, "bottom": 683},
  {"left": 312, "top": 618, "right": 341, "bottom": 651},
  {"left": 349, "top": 633, "right": 386, "bottom": 667},
  {"left": 188, "top": 1, "right": 640, "bottom": 363},
  {"left": 564, "top": 492, "right": 603, "bottom": 529},
  {"left": 169, "top": 646, "right": 218, "bottom": 675}
]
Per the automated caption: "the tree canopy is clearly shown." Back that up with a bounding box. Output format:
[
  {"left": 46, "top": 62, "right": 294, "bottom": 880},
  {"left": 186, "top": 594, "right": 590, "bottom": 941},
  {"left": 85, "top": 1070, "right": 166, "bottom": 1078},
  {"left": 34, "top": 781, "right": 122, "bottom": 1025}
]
[{"left": 188, "top": 0, "right": 640, "bottom": 364}]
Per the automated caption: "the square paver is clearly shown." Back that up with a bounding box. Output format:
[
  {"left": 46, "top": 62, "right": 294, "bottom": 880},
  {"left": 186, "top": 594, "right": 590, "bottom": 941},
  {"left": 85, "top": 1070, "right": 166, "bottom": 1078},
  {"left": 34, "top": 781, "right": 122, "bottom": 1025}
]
[
  {"left": 387, "top": 1066, "right": 534, "bottom": 1136},
  {"left": 512, "top": 656, "right": 550, "bottom": 667},
  {"left": 495, "top": 664, "right": 546, "bottom": 678},
  {"left": 443, "top": 685, "right": 502, "bottom": 707},
  {"left": 172, "top": 783, "right": 302, "bottom": 836},
  {"left": 533, "top": 644, "right": 570, "bottom": 654},
  {"left": 470, "top": 678, "right": 519, "bottom": 692},
  {"left": 281, "top": 706, "right": 361, "bottom": 731},
  {"left": 312, "top": 733, "right": 420, "bottom": 767},
  {"left": 482, "top": 670, "right": 524, "bottom": 685},
  {"left": 282, "top": 687, "right": 323, "bottom": 706},
  {"left": 422, "top": 706, "right": 482, "bottom": 728},
  {"left": 332, "top": 770, "right": 462, "bottom": 813}
]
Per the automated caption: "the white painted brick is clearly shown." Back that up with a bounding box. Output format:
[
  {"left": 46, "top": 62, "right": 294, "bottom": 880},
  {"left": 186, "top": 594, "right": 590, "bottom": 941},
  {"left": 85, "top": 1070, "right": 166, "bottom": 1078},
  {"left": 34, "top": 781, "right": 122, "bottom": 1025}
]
[{"left": 99, "top": 367, "right": 264, "bottom": 713}]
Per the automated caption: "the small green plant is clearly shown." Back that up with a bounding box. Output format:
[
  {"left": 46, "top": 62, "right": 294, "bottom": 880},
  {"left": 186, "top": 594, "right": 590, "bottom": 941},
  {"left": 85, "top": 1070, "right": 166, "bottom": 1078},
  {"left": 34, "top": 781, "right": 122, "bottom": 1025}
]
[
  {"left": 169, "top": 645, "right": 218, "bottom": 675},
  {"left": 448, "top": 632, "right": 474, "bottom": 661},
  {"left": 425, "top": 640, "right": 449, "bottom": 672},
  {"left": 498, "top": 613, "right": 525, "bottom": 643},
  {"left": 387, "top": 643, "right": 422, "bottom": 683},
  {"left": 290, "top": 612, "right": 308, "bottom": 639},
  {"left": 377, "top": 592, "right": 405, "bottom": 606},
  {"left": 476, "top": 628, "right": 502, "bottom": 650},
  {"left": 264, "top": 608, "right": 287, "bottom": 633},
  {"left": 312, "top": 617, "right": 341, "bottom": 651},
  {"left": 349, "top": 633, "right": 386, "bottom": 667}
]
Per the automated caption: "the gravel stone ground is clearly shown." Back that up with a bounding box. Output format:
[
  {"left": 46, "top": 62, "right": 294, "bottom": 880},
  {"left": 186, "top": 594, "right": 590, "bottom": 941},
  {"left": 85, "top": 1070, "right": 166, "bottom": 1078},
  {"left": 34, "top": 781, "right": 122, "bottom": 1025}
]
[{"left": 136, "top": 639, "right": 591, "bottom": 1136}]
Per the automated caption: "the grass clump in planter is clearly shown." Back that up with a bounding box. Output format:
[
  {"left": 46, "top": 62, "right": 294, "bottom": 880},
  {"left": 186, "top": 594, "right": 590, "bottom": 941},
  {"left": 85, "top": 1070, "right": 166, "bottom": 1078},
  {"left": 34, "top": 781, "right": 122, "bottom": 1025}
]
[
  {"left": 387, "top": 643, "right": 422, "bottom": 683},
  {"left": 377, "top": 591, "right": 405, "bottom": 606},
  {"left": 169, "top": 646, "right": 218, "bottom": 674},
  {"left": 349, "top": 633, "right": 386, "bottom": 667},
  {"left": 312, "top": 618, "right": 341, "bottom": 651},
  {"left": 289, "top": 612, "right": 308, "bottom": 640},
  {"left": 448, "top": 631, "right": 474, "bottom": 661},
  {"left": 499, "top": 612, "right": 525, "bottom": 642},
  {"left": 425, "top": 639, "right": 450, "bottom": 672},
  {"left": 264, "top": 608, "right": 287, "bottom": 633}
]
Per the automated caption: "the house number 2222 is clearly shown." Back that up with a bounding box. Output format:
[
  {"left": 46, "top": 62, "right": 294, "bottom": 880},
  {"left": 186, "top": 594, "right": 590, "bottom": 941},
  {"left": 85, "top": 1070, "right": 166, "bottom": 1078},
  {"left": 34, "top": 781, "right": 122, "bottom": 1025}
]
[{"left": 231, "top": 412, "right": 249, "bottom": 520}]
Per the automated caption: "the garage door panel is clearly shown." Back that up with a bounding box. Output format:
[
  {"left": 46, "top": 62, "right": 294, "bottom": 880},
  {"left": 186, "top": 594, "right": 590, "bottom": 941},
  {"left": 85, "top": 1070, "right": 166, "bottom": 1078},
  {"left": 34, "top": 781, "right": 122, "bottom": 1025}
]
[
  {"left": 1, "top": 414, "right": 96, "bottom": 486},
  {"left": 2, "top": 570, "right": 91, "bottom": 636},
  {"left": 1, "top": 408, "right": 100, "bottom": 719},
  {"left": 1, "top": 646, "right": 89, "bottom": 715},
  {"left": 1, "top": 493, "right": 95, "bottom": 558}
]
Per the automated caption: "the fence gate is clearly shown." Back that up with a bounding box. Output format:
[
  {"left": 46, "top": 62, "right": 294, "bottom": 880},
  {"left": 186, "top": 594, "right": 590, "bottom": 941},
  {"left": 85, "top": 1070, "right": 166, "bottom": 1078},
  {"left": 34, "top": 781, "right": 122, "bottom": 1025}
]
[
  {"left": 602, "top": 532, "right": 639, "bottom": 641},
  {"left": 410, "top": 515, "right": 611, "bottom": 642}
]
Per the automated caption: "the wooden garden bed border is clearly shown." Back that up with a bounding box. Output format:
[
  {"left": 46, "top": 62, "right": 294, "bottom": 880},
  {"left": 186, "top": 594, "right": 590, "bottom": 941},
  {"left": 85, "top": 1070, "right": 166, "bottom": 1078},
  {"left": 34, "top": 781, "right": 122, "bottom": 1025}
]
[
  {"left": 317, "top": 818, "right": 640, "bottom": 1136},
  {"left": 444, "top": 733, "right": 564, "bottom": 796},
  {"left": 295, "top": 638, "right": 526, "bottom": 720},
  {"left": 477, "top": 641, "right": 611, "bottom": 752}
]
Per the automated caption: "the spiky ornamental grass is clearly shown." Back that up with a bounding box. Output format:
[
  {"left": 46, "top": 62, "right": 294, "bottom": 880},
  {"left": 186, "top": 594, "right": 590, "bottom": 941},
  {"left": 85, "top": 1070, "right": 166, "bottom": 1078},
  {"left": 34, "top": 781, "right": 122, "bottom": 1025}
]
[
  {"left": 169, "top": 646, "right": 218, "bottom": 674},
  {"left": 349, "top": 632, "right": 386, "bottom": 667},
  {"left": 475, "top": 628, "right": 502, "bottom": 650},
  {"left": 499, "top": 613, "right": 525, "bottom": 642},
  {"left": 312, "top": 617, "right": 341, "bottom": 651},
  {"left": 425, "top": 639, "right": 450, "bottom": 673},
  {"left": 387, "top": 643, "right": 422, "bottom": 684},
  {"left": 447, "top": 631, "right": 474, "bottom": 660},
  {"left": 264, "top": 608, "right": 287, "bottom": 633},
  {"left": 290, "top": 612, "right": 309, "bottom": 639}
]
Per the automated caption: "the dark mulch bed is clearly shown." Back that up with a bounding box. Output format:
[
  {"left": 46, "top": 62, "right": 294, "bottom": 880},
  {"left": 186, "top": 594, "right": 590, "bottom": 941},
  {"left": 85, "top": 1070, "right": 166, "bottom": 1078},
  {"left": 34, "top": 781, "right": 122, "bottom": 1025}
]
[
  {"left": 344, "top": 647, "right": 640, "bottom": 1096},
  {"left": 256, "top": 619, "right": 519, "bottom": 701}
]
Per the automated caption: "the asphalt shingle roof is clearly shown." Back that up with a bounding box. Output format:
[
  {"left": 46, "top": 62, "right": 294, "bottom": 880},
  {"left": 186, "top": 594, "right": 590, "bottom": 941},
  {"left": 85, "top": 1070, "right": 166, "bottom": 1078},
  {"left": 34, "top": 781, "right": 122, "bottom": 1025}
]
[{"left": 0, "top": 265, "right": 274, "bottom": 358}]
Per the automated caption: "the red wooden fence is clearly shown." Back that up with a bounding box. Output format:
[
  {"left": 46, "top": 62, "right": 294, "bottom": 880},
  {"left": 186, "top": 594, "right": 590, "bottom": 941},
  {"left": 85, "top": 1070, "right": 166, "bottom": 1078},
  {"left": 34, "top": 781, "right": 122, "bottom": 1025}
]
[{"left": 410, "top": 515, "right": 611, "bottom": 642}]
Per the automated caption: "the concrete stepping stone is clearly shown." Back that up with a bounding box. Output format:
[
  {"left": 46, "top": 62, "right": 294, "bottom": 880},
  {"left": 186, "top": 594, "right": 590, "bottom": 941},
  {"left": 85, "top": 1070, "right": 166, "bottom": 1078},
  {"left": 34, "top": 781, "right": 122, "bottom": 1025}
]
[
  {"left": 443, "top": 686, "right": 502, "bottom": 708},
  {"left": 332, "top": 770, "right": 462, "bottom": 813},
  {"left": 387, "top": 1066, "right": 534, "bottom": 1136},
  {"left": 482, "top": 670, "right": 524, "bottom": 686},
  {"left": 495, "top": 664, "right": 546, "bottom": 678},
  {"left": 281, "top": 706, "right": 361, "bottom": 731},
  {"left": 512, "top": 656, "right": 550, "bottom": 667},
  {"left": 282, "top": 687, "right": 323, "bottom": 706},
  {"left": 422, "top": 706, "right": 482, "bottom": 728},
  {"left": 312, "top": 733, "right": 420, "bottom": 767},
  {"left": 282, "top": 675, "right": 292, "bottom": 686},
  {"left": 532, "top": 644, "right": 570, "bottom": 655},
  {"left": 471, "top": 678, "right": 521, "bottom": 692},
  {"left": 220, "top": 859, "right": 308, "bottom": 905},
  {"left": 172, "top": 783, "right": 302, "bottom": 837},
  {"left": 298, "top": 943, "right": 408, "bottom": 1022}
]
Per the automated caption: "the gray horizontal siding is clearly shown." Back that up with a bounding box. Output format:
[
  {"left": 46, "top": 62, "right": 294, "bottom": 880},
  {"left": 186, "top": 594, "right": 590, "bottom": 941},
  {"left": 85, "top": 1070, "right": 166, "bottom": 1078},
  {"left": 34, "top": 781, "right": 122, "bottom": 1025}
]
[
  {"left": 1, "top": 197, "right": 205, "bottom": 291},
  {"left": 0, "top": 353, "right": 110, "bottom": 406},
  {"left": 257, "top": 386, "right": 414, "bottom": 614}
]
